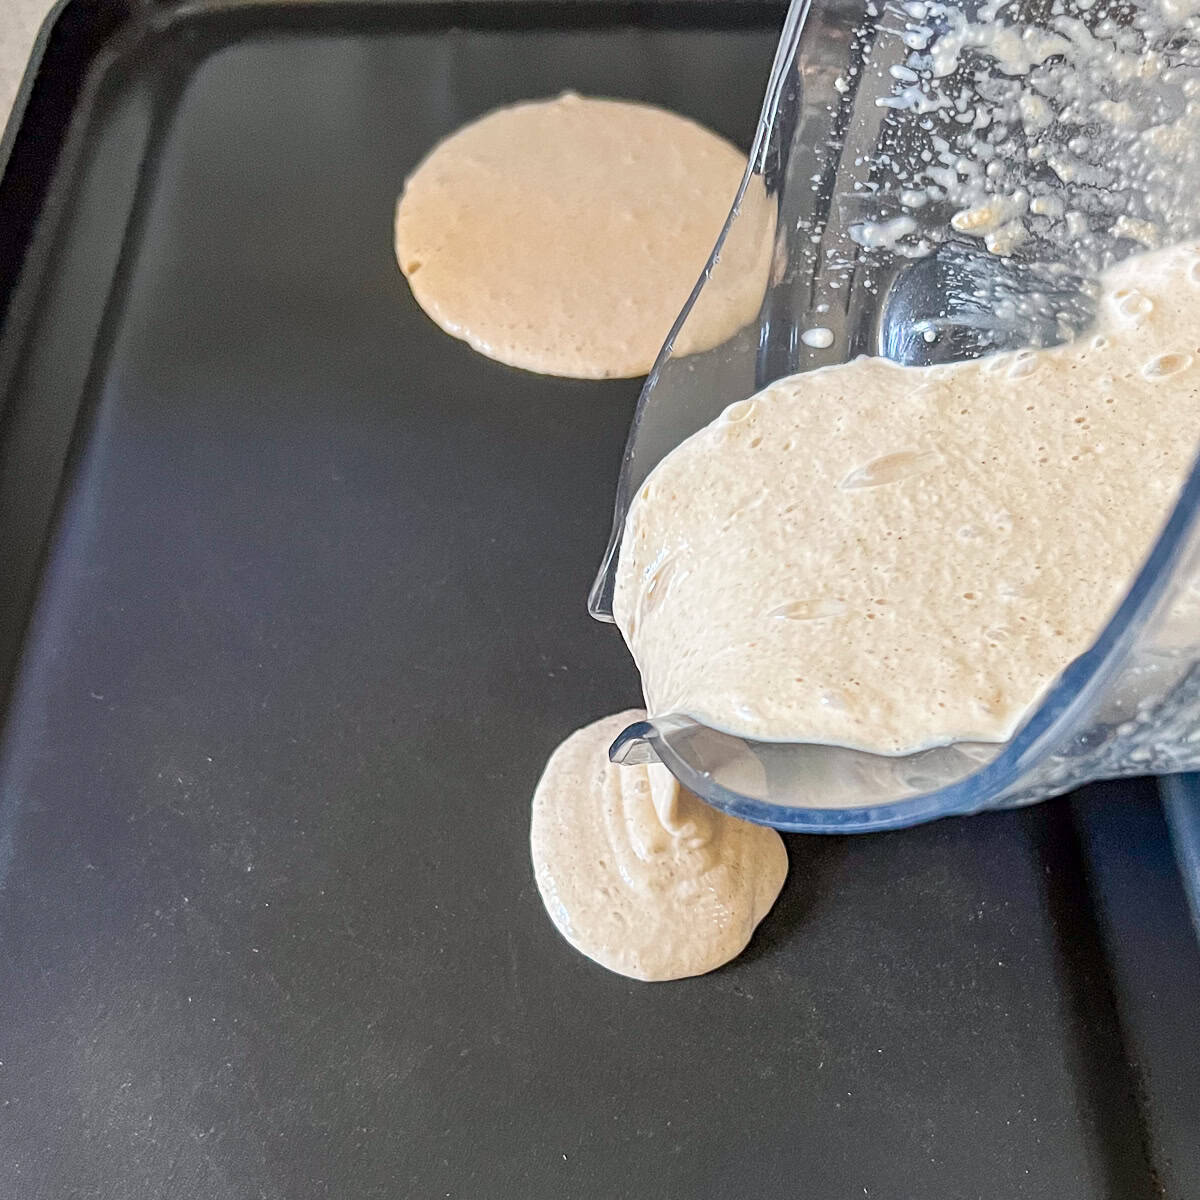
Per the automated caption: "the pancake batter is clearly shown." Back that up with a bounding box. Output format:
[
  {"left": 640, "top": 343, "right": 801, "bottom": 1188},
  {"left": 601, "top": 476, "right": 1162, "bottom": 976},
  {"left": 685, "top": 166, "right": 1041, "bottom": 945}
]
[
  {"left": 530, "top": 711, "right": 787, "bottom": 980},
  {"left": 614, "top": 242, "right": 1200, "bottom": 754},
  {"left": 394, "top": 93, "right": 772, "bottom": 378}
]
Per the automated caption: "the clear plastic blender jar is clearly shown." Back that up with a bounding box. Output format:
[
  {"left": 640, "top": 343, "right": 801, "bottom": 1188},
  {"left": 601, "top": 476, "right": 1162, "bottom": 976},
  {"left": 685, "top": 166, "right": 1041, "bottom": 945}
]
[{"left": 589, "top": 0, "right": 1200, "bottom": 831}]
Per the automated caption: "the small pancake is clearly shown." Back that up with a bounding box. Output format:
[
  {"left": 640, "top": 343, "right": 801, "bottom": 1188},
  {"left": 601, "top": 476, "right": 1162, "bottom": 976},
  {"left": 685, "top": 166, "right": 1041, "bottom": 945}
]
[{"left": 395, "top": 93, "right": 771, "bottom": 378}]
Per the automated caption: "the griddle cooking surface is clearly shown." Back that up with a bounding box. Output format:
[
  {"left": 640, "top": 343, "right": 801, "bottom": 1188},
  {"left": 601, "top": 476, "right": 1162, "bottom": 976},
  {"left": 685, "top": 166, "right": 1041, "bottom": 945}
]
[{"left": 0, "top": 4, "right": 1196, "bottom": 1196}]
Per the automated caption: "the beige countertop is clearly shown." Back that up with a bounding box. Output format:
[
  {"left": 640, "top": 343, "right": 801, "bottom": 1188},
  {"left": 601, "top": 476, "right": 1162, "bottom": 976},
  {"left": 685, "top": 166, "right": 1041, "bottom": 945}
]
[{"left": 2, "top": 0, "right": 55, "bottom": 128}]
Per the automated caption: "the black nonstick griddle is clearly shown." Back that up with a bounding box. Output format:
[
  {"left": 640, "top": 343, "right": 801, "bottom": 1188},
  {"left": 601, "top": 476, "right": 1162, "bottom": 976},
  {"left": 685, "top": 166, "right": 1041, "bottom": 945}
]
[{"left": 0, "top": 2, "right": 1197, "bottom": 1197}]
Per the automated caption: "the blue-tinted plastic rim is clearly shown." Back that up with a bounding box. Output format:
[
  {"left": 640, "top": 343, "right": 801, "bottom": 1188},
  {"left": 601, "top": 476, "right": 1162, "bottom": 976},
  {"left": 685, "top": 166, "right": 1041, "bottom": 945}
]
[{"left": 1162, "top": 773, "right": 1200, "bottom": 938}]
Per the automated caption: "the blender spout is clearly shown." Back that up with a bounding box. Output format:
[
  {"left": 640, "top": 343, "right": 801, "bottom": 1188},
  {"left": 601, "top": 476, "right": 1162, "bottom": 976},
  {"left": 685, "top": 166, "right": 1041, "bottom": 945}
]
[{"left": 607, "top": 720, "right": 660, "bottom": 766}]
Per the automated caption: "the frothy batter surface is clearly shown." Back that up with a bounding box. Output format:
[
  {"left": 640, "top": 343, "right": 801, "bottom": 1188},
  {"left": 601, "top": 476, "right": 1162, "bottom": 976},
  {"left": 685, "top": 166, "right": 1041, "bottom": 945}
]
[
  {"left": 614, "top": 243, "right": 1200, "bottom": 754},
  {"left": 530, "top": 711, "right": 787, "bottom": 980},
  {"left": 394, "top": 93, "right": 767, "bottom": 378}
]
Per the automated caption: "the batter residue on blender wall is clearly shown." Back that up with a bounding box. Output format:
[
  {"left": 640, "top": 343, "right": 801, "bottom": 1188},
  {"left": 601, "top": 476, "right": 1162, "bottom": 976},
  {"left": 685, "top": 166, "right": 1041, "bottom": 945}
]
[{"left": 841, "top": 0, "right": 1200, "bottom": 264}]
